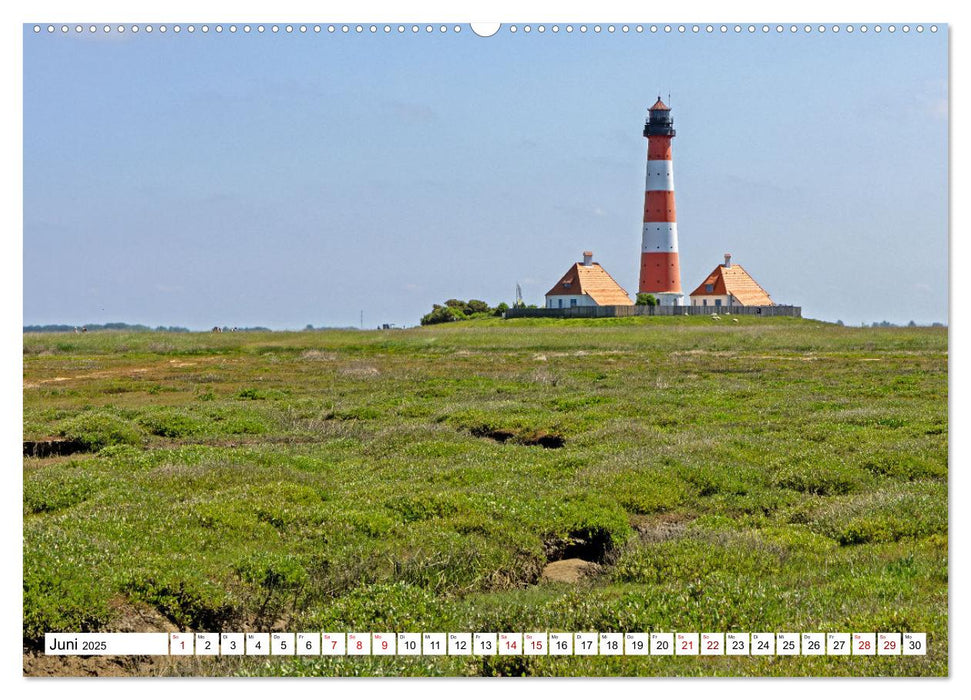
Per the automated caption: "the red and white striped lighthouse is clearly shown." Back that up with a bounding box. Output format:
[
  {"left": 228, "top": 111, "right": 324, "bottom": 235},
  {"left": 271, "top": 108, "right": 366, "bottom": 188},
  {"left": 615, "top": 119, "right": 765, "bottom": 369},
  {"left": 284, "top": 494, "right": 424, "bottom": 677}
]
[{"left": 638, "top": 97, "right": 684, "bottom": 305}]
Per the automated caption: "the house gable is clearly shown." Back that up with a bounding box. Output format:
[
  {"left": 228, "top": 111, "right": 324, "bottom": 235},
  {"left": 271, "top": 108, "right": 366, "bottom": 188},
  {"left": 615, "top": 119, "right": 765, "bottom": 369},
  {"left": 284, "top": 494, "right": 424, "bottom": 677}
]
[
  {"left": 545, "top": 261, "right": 633, "bottom": 306},
  {"left": 689, "top": 263, "right": 773, "bottom": 306}
]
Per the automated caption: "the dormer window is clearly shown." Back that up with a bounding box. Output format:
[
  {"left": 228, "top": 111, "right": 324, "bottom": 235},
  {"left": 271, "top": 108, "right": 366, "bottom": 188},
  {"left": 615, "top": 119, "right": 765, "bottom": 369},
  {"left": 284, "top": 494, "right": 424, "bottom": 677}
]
[
  {"left": 563, "top": 282, "right": 571, "bottom": 289},
  {"left": 705, "top": 284, "right": 714, "bottom": 293}
]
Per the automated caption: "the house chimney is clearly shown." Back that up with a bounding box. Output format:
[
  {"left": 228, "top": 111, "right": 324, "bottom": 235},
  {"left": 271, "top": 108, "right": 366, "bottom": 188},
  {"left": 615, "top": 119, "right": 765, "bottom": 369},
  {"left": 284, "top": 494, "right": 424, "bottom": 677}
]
[
  {"left": 582, "top": 251, "right": 593, "bottom": 266},
  {"left": 724, "top": 253, "right": 732, "bottom": 268}
]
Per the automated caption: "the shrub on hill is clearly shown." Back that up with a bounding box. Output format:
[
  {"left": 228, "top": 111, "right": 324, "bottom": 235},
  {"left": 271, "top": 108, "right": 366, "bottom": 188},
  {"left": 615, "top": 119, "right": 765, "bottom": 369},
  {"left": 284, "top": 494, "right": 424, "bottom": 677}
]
[
  {"left": 420, "top": 299, "right": 512, "bottom": 325},
  {"left": 58, "top": 412, "right": 143, "bottom": 451}
]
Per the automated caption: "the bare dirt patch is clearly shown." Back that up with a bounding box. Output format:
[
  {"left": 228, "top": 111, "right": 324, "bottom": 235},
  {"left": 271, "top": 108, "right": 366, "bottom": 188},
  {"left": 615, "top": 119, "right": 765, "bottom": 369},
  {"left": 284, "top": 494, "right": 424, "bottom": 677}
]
[
  {"left": 300, "top": 350, "right": 338, "bottom": 361},
  {"left": 25, "top": 356, "right": 224, "bottom": 388},
  {"left": 108, "top": 597, "right": 181, "bottom": 634},
  {"left": 541, "top": 558, "right": 602, "bottom": 583},
  {"left": 23, "top": 651, "right": 164, "bottom": 677},
  {"left": 672, "top": 349, "right": 738, "bottom": 358},
  {"left": 629, "top": 512, "right": 694, "bottom": 543},
  {"left": 337, "top": 365, "right": 380, "bottom": 378},
  {"left": 526, "top": 368, "right": 559, "bottom": 386},
  {"left": 23, "top": 598, "right": 177, "bottom": 677}
]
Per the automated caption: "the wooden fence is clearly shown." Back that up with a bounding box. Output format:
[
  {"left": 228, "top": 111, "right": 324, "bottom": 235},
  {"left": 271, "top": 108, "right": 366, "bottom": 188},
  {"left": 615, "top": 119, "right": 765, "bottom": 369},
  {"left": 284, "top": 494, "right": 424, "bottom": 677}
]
[{"left": 504, "top": 305, "right": 801, "bottom": 319}]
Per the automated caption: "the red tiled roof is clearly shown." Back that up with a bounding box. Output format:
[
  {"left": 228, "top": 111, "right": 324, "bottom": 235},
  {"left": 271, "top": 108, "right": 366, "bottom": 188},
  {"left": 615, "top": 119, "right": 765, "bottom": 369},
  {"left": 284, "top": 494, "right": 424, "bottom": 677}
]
[
  {"left": 688, "top": 263, "right": 774, "bottom": 306},
  {"left": 545, "top": 262, "right": 633, "bottom": 306}
]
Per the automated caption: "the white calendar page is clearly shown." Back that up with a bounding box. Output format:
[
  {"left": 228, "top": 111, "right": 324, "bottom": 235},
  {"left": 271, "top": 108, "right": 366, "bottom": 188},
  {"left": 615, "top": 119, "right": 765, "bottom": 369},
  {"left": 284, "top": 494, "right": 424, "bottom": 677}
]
[{"left": 13, "top": 0, "right": 956, "bottom": 690}]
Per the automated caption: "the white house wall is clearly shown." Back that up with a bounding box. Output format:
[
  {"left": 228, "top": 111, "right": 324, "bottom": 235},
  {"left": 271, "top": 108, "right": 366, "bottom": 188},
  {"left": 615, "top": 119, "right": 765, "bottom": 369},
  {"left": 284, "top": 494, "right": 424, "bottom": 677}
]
[
  {"left": 690, "top": 295, "right": 734, "bottom": 307},
  {"left": 546, "top": 294, "right": 596, "bottom": 308},
  {"left": 655, "top": 292, "right": 685, "bottom": 307}
]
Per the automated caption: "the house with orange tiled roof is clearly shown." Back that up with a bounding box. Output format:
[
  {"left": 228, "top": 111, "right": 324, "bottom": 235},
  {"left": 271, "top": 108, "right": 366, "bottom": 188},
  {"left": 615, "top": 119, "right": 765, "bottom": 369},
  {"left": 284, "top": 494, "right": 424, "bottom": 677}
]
[
  {"left": 545, "top": 251, "right": 633, "bottom": 309},
  {"left": 689, "top": 254, "right": 774, "bottom": 308}
]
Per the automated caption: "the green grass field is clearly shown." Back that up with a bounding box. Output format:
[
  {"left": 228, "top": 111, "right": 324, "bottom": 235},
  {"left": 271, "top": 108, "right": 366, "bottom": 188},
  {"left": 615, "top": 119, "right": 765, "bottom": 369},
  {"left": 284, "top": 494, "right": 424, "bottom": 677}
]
[{"left": 22, "top": 317, "right": 948, "bottom": 676}]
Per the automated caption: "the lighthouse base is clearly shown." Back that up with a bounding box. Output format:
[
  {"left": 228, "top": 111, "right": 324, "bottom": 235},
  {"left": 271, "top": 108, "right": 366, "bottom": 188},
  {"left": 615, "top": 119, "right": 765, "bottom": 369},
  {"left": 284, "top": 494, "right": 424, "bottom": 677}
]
[{"left": 654, "top": 293, "right": 685, "bottom": 307}]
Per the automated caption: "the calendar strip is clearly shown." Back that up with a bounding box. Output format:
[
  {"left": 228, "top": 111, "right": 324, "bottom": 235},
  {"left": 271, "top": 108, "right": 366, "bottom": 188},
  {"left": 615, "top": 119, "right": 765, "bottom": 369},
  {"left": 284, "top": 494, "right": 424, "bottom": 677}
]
[{"left": 44, "top": 632, "right": 927, "bottom": 657}]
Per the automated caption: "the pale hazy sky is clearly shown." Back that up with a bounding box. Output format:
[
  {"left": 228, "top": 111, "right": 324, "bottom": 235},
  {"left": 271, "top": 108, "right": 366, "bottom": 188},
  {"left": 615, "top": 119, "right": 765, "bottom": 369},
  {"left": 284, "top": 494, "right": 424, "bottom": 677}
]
[{"left": 23, "top": 23, "right": 947, "bottom": 328}]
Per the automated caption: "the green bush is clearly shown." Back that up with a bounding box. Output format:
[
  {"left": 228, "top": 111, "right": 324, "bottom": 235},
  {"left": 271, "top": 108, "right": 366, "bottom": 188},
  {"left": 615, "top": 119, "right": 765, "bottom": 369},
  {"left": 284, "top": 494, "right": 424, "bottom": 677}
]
[
  {"left": 58, "top": 411, "right": 143, "bottom": 450},
  {"left": 421, "top": 306, "right": 466, "bottom": 326},
  {"left": 859, "top": 450, "right": 947, "bottom": 480},
  {"left": 23, "top": 569, "right": 113, "bottom": 643},
  {"left": 386, "top": 494, "right": 462, "bottom": 522},
  {"left": 236, "top": 552, "right": 309, "bottom": 591},
  {"left": 330, "top": 406, "right": 382, "bottom": 421},
  {"left": 342, "top": 509, "right": 396, "bottom": 538},
  {"left": 305, "top": 582, "right": 451, "bottom": 630},
  {"left": 207, "top": 407, "right": 269, "bottom": 435},
  {"left": 137, "top": 409, "right": 205, "bottom": 438},
  {"left": 24, "top": 469, "right": 103, "bottom": 514},
  {"left": 610, "top": 469, "right": 689, "bottom": 514},
  {"left": 772, "top": 459, "right": 866, "bottom": 495},
  {"left": 612, "top": 530, "right": 784, "bottom": 586},
  {"left": 125, "top": 573, "right": 240, "bottom": 631},
  {"left": 420, "top": 299, "right": 508, "bottom": 324},
  {"left": 552, "top": 494, "right": 633, "bottom": 554},
  {"left": 806, "top": 483, "right": 947, "bottom": 545},
  {"left": 223, "top": 416, "right": 268, "bottom": 434}
]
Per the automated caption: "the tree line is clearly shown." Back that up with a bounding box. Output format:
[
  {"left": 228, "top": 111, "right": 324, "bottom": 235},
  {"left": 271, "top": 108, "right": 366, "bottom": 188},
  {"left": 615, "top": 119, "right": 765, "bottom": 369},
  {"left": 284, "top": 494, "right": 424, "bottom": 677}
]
[{"left": 23, "top": 322, "right": 191, "bottom": 333}]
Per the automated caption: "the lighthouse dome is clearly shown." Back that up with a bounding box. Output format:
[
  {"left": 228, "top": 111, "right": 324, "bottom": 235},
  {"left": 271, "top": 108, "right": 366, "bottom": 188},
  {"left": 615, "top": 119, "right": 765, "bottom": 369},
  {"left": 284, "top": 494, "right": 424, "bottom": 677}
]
[{"left": 644, "top": 97, "right": 675, "bottom": 136}]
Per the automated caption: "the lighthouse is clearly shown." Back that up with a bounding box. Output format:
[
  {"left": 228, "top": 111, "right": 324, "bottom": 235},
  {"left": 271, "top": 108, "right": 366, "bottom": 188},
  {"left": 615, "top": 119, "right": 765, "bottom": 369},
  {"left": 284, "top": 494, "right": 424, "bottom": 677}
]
[{"left": 638, "top": 97, "right": 684, "bottom": 306}]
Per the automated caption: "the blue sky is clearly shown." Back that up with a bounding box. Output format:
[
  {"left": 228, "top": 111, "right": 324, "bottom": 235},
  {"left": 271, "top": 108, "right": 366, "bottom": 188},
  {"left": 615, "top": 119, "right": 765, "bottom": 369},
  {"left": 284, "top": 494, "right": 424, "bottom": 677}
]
[{"left": 23, "top": 24, "right": 948, "bottom": 328}]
